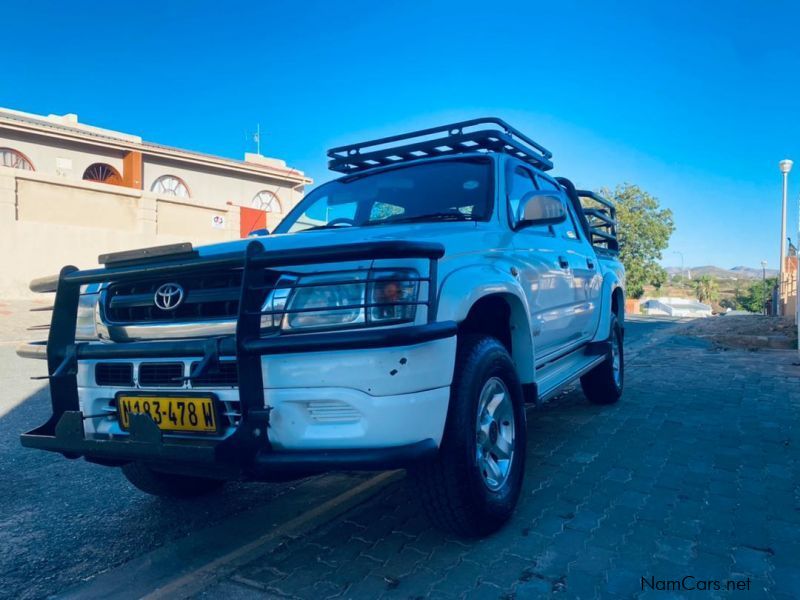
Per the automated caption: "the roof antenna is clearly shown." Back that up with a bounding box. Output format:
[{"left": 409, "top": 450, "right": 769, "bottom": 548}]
[{"left": 254, "top": 124, "right": 261, "bottom": 155}]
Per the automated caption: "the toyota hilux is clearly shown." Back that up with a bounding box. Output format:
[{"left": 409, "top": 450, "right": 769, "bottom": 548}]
[{"left": 20, "top": 118, "right": 625, "bottom": 537}]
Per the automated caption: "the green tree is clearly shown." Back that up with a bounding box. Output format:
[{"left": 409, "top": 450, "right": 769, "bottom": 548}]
[
  {"left": 650, "top": 266, "right": 668, "bottom": 293},
  {"left": 600, "top": 184, "right": 675, "bottom": 299},
  {"left": 694, "top": 275, "right": 719, "bottom": 304},
  {"left": 736, "top": 278, "right": 777, "bottom": 313}
]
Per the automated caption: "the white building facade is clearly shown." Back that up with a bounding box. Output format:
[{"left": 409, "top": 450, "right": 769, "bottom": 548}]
[{"left": 0, "top": 107, "right": 311, "bottom": 296}]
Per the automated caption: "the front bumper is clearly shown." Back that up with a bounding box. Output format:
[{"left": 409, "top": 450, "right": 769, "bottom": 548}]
[
  {"left": 22, "top": 239, "right": 454, "bottom": 476},
  {"left": 21, "top": 411, "right": 440, "bottom": 476}
]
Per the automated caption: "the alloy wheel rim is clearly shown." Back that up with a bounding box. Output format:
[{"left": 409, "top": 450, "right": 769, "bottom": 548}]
[
  {"left": 612, "top": 329, "right": 621, "bottom": 386},
  {"left": 475, "top": 376, "right": 515, "bottom": 491}
]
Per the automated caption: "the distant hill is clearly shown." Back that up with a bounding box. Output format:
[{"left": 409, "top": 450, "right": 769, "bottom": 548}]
[
  {"left": 665, "top": 265, "right": 778, "bottom": 279},
  {"left": 730, "top": 266, "right": 779, "bottom": 278}
]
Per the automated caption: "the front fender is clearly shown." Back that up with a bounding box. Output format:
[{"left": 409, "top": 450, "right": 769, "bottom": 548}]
[{"left": 436, "top": 264, "right": 535, "bottom": 383}]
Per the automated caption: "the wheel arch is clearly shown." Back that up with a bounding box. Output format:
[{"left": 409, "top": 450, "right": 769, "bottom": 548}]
[
  {"left": 437, "top": 266, "right": 534, "bottom": 384},
  {"left": 611, "top": 285, "right": 625, "bottom": 322},
  {"left": 595, "top": 272, "right": 625, "bottom": 341}
]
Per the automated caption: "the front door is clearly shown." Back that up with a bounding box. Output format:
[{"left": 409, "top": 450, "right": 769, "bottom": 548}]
[{"left": 507, "top": 164, "right": 577, "bottom": 359}]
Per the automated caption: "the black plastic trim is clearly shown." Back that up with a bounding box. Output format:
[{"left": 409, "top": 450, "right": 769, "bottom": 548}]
[{"left": 249, "top": 439, "right": 438, "bottom": 475}]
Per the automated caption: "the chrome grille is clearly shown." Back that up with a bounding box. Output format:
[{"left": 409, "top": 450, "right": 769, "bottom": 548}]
[{"left": 103, "top": 270, "right": 243, "bottom": 324}]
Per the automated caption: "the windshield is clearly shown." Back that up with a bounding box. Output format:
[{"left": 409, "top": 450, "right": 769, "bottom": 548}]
[{"left": 274, "top": 159, "right": 493, "bottom": 233}]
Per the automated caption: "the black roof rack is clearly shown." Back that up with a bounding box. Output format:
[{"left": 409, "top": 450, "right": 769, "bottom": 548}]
[{"left": 327, "top": 117, "right": 554, "bottom": 174}]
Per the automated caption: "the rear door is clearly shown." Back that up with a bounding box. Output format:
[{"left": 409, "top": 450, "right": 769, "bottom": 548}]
[
  {"left": 508, "top": 164, "right": 577, "bottom": 358},
  {"left": 551, "top": 187, "right": 603, "bottom": 340}
]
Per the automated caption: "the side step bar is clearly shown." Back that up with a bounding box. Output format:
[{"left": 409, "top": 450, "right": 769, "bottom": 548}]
[{"left": 535, "top": 341, "right": 610, "bottom": 403}]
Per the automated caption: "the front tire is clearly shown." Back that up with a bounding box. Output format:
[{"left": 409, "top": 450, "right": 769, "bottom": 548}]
[
  {"left": 122, "top": 462, "right": 225, "bottom": 498},
  {"left": 580, "top": 314, "right": 624, "bottom": 405},
  {"left": 412, "top": 335, "right": 526, "bottom": 537}
]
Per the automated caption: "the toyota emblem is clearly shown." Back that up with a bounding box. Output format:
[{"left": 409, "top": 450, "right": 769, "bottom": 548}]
[{"left": 153, "top": 283, "right": 185, "bottom": 311}]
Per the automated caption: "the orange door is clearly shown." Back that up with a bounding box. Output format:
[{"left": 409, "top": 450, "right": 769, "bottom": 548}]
[{"left": 240, "top": 206, "right": 267, "bottom": 238}]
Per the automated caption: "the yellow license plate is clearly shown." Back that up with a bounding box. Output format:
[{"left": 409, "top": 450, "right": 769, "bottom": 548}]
[{"left": 118, "top": 395, "right": 218, "bottom": 433}]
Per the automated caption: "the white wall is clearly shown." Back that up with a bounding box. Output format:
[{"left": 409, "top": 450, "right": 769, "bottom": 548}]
[
  {"left": 0, "top": 168, "right": 241, "bottom": 297},
  {"left": 0, "top": 129, "right": 125, "bottom": 180},
  {"left": 143, "top": 156, "right": 299, "bottom": 219}
]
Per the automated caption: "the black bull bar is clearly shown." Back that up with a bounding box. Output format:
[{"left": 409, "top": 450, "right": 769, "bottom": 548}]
[{"left": 21, "top": 240, "right": 455, "bottom": 475}]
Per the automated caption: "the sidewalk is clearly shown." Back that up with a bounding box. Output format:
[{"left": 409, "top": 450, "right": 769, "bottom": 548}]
[
  {"left": 197, "top": 330, "right": 800, "bottom": 599},
  {"left": 0, "top": 299, "right": 49, "bottom": 346}
]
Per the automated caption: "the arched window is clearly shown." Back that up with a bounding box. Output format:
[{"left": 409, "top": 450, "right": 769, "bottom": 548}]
[
  {"left": 82, "top": 163, "right": 122, "bottom": 185},
  {"left": 251, "top": 190, "right": 281, "bottom": 212},
  {"left": 0, "top": 148, "right": 34, "bottom": 171},
  {"left": 151, "top": 175, "right": 190, "bottom": 198}
]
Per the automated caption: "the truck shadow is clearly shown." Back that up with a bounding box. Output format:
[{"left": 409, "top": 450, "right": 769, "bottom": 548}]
[{"left": 0, "top": 376, "right": 321, "bottom": 600}]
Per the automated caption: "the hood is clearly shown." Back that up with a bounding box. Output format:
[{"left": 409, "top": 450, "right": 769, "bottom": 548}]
[{"left": 196, "top": 221, "right": 488, "bottom": 261}]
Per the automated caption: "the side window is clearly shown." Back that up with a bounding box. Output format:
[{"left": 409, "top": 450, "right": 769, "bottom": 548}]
[
  {"left": 561, "top": 202, "right": 582, "bottom": 241},
  {"left": 536, "top": 175, "right": 581, "bottom": 241},
  {"left": 508, "top": 166, "right": 538, "bottom": 225},
  {"left": 508, "top": 166, "right": 550, "bottom": 235},
  {"left": 535, "top": 175, "right": 559, "bottom": 191}
]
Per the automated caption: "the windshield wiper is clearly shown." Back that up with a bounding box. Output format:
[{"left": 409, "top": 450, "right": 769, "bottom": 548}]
[
  {"left": 366, "top": 212, "right": 474, "bottom": 226},
  {"left": 298, "top": 223, "right": 354, "bottom": 232}
]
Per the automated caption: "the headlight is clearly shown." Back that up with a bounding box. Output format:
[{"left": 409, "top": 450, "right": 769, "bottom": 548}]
[
  {"left": 262, "top": 269, "right": 419, "bottom": 333},
  {"left": 368, "top": 271, "right": 418, "bottom": 324},
  {"left": 287, "top": 272, "right": 367, "bottom": 330},
  {"left": 75, "top": 286, "right": 100, "bottom": 340}
]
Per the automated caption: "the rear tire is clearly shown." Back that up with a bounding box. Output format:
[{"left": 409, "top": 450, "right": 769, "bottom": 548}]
[
  {"left": 412, "top": 335, "right": 526, "bottom": 537},
  {"left": 580, "top": 314, "right": 624, "bottom": 405},
  {"left": 122, "top": 462, "right": 225, "bottom": 498}
]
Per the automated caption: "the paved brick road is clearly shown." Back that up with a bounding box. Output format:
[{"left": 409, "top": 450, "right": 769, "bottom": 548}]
[{"left": 199, "top": 328, "right": 800, "bottom": 599}]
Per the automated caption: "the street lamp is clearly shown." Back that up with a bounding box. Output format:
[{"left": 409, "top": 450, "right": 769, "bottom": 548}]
[{"left": 779, "top": 159, "right": 793, "bottom": 315}]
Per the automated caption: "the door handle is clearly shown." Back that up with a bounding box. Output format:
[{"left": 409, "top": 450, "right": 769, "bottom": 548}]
[
  {"left": 558, "top": 256, "right": 569, "bottom": 269},
  {"left": 587, "top": 258, "right": 595, "bottom": 270}
]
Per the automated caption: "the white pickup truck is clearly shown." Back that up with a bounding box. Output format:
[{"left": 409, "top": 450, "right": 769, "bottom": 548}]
[{"left": 21, "top": 119, "right": 624, "bottom": 537}]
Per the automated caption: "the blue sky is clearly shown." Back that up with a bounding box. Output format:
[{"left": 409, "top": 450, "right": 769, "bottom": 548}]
[{"left": 4, "top": 0, "right": 799, "bottom": 269}]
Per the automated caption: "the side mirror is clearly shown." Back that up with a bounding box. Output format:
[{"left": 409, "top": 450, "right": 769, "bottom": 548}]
[
  {"left": 248, "top": 228, "right": 270, "bottom": 237},
  {"left": 515, "top": 191, "right": 567, "bottom": 229}
]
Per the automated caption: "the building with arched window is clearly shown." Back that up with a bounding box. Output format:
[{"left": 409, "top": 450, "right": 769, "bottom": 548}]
[
  {"left": 0, "top": 106, "right": 311, "bottom": 296},
  {"left": 252, "top": 190, "right": 281, "bottom": 212},
  {"left": 151, "top": 174, "right": 190, "bottom": 197},
  {"left": 1, "top": 147, "right": 35, "bottom": 170},
  {"left": 83, "top": 163, "right": 122, "bottom": 185}
]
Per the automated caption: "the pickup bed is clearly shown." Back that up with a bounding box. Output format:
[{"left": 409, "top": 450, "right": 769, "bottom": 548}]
[{"left": 20, "top": 118, "right": 625, "bottom": 537}]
